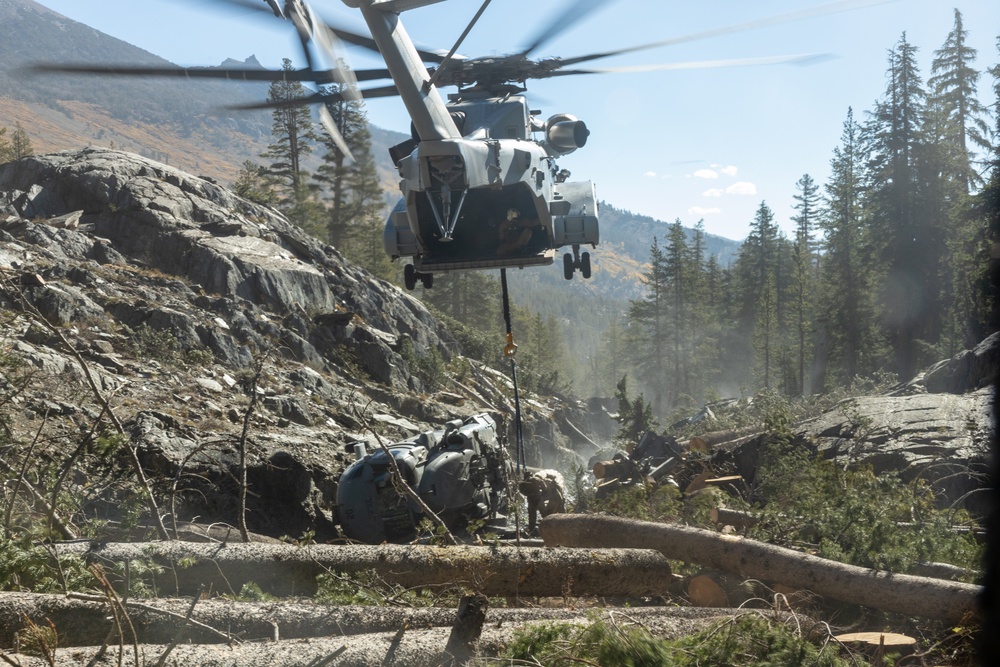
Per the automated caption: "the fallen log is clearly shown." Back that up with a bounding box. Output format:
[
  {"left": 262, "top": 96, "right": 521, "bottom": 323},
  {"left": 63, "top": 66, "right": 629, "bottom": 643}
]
[
  {"left": 711, "top": 507, "right": 987, "bottom": 544},
  {"left": 0, "top": 607, "right": 764, "bottom": 666},
  {"left": 0, "top": 593, "right": 760, "bottom": 647},
  {"left": 49, "top": 542, "right": 671, "bottom": 599},
  {"left": 539, "top": 514, "right": 980, "bottom": 623}
]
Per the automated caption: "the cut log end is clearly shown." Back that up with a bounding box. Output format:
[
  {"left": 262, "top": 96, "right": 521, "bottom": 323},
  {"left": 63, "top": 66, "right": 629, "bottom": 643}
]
[{"left": 834, "top": 632, "right": 917, "bottom": 655}]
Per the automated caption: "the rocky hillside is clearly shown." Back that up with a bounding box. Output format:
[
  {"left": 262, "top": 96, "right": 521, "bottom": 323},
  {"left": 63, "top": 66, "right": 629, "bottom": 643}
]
[{"left": 0, "top": 148, "right": 616, "bottom": 541}]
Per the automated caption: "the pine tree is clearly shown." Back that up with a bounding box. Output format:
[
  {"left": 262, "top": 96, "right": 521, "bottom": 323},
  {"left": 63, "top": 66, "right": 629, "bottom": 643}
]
[
  {"left": 232, "top": 160, "right": 277, "bottom": 205},
  {"left": 625, "top": 237, "right": 670, "bottom": 416},
  {"left": 867, "top": 33, "right": 933, "bottom": 380},
  {"left": 926, "top": 10, "right": 993, "bottom": 352},
  {"left": 10, "top": 123, "right": 31, "bottom": 160},
  {"left": 971, "top": 37, "right": 1000, "bottom": 334},
  {"left": 819, "top": 108, "right": 876, "bottom": 386},
  {"left": 596, "top": 320, "right": 627, "bottom": 398},
  {"left": 790, "top": 174, "right": 819, "bottom": 394},
  {"left": 313, "top": 78, "right": 383, "bottom": 255},
  {"left": 734, "top": 202, "right": 782, "bottom": 390},
  {"left": 926, "top": 9, "right": 991, "bottom": 193},
  {"left": 686, "top": 220, "right": 719, "bottom": 402},
  {"left": 261, "top": 58, "right": 321, "bottom": 227},
  {"left": 663, "top": 221, "right": 690, "bottom": 404}
]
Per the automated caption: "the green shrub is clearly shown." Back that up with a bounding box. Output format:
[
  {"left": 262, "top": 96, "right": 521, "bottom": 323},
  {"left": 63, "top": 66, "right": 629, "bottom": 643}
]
[
  {"left": 589, "top": 483, "right": 682, "bottom": 523},
  {"left": 504, "top": 614, "right": 859, "bottom": 666},
  {"left": 0, "top": 537, "right": 91, "bottom": 593},
  {"left": 752, "top": 440, "right": 982, "bottom": 575}
]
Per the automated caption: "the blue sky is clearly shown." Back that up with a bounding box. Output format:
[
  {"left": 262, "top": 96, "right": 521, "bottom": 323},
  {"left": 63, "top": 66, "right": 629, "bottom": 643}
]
[{"left": 35, "top": 0, "right": 1000, "bottom": 241}]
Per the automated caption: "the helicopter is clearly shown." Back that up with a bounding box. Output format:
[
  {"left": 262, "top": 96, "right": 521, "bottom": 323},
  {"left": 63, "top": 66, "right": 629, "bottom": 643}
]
[
  {"left": 336, "top": 413, "right": 511, "bottom": 544},
  {"left": 31, "top": 0, "right": 854, "bottom": 291}
]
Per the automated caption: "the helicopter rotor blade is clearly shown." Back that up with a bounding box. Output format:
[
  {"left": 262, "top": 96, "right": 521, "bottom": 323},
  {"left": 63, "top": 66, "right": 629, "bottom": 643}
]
[
  {"left": 556, "top": 0, "right": 894, "bottom": 69},
  {"left": 286, "top": 0, "right": 360, "bottom": 156},
  {"left": 226, "top": 84, "right": 401, "bottom": 111},
  {"left": 520, "top": 0, "right": 617, "bottom": 57},
  {"left": 24, "top": 63, "right": 391, "bottom": 84},
  {"left": 551, "top": 53, "right": 835, "bottom": 77},
  {"left": 319, "top": 104, "right": 354, "bottom": 162}
]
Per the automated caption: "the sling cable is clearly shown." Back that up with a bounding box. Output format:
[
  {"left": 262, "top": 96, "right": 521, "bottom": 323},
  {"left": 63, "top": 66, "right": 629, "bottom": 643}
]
[{"left": 499, "top": 268, "right": 526, "bottom": 478}]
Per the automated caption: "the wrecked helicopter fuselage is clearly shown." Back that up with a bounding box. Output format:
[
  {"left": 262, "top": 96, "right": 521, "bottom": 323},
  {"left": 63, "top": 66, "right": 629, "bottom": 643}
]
[{"left": 336, "top": 413, "right": 512, "bottom": 544}]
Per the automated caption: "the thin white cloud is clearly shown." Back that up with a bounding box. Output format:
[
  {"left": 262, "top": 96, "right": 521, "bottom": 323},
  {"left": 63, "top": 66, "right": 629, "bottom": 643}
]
[
  {"left": 720, "top": 165, "right": 738, "bottom": 177},
  {"left": 702, "top": 188, "right": 724, "bottom": 198},
  {"left": 693, "top": 169, "right": 718, "bottom": 179},
  {"left": 643, "top": 171, "right": 657, "bottom": 177},
  {"left": 726, "top": 181, "right": 757, "bottom": 195},
  {"left": 688, "top": 206, "right": 721, "bottom": 216}
]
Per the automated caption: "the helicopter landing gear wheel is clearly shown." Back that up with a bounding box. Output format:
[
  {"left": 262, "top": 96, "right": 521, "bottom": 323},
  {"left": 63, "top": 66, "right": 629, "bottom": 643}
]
[
  {"left": 581, "top": 251, "right": 592, "bottom": 279},
  {"left": 404, "top": 264, "right": 417, "bottom": 291},
  {"left": 563, "top": 252, "right": 574, "bottom": 280},
  {"left": 420, "top": 271, "right": 434, "bottom": 289}
]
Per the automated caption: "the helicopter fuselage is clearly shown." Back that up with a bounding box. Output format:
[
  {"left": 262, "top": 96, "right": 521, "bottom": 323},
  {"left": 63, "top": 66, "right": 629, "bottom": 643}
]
[
  {"left": 384, "top": 94, "right": 598, "bottom": 279},
  {"left": 351, "top": 1, "right": 598, "bottom": 287}
]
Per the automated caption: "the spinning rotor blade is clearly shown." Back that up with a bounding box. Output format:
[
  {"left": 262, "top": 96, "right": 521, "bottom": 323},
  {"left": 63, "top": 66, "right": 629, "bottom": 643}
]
[
  {"left": 319, "top": 104, "right": 354, "bottom": 161},
  {"left": 325, "top": 24, "right": 452, "bottom": 64},
  {"left": 520, "top": 0, "right": 616, "bottom": 57},
  {"left": 25, "top": 63, "right": 391, "bottom": 84},
  {"left": 557, "top": 0, "right": 894, "bottom": 69},
  {"left": 285, "top": 0, "right": 360, "bottom": 155},
  {"left": 553, "top": 53, "right": 835, "bottom": 77},
  {"left": 227, "top": 84, "right": 401, "bottom": 110}
]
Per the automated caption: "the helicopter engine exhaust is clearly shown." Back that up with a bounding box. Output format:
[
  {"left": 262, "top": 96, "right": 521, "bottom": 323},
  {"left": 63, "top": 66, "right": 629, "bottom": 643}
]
[{"left": 544, "top": 114, "right": 589, "bottom": 156}]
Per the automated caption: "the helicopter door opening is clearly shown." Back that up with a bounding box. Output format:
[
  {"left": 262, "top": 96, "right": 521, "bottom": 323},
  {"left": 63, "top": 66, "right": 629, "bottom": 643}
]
[{"left": 413, "top": 182, "right": 548, "bottom": 265}]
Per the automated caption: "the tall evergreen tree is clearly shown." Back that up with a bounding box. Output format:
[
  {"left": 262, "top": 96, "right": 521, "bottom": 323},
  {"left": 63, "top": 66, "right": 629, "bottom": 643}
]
[
  {"left": 686, "top": 220, "right": 719, "bottom": 401},
  {"left": 973, "top": 37, "right": 1000, "bottom": 334},
  {"left": 313, "top": 77, "right": 383, "bottom": 255},
  {"left": 663, "top": 221, "right": 691, "bottom": 404},
  {"left": 790, "top": 174, "right": 819, "bottom": 394},
  {"left": 733, "top": 202, "right": 782, "bottom": 390},
  {"left": 926, "top": 9, "right": 991, "bottom": 193},
  {"left": 867, "top": 33, "right": 933, "bottom": 380},
  {"left": 926, "top": 11, "right": 993, "bottom": 352},
  {"left": 261, "top": 58, "right": 321, "bottom": 227},
  {"left": 596, "top": 319, "right": 627, "bottom": 398},
  {"left": 820, "top": 109, "right": 876, "bottom": 386},
  {"left": 625, "top": 237, "right": 670, "bottom": 416}
]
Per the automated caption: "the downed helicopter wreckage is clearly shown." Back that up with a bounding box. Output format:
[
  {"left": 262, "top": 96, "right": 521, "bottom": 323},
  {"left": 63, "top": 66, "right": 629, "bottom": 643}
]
[{"left": 336, "top": 413, "right": 514, "bottom": 544}]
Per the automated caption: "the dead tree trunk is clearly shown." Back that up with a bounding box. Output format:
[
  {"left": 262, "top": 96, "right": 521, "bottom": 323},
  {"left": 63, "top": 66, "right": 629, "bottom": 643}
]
[
  {"left": 0, "top": 593, "right": 758, "bottom": 648},
  {"left": 49, "top": 542, "right": 671, "bottom": 598},
  {"left": 539, "top": 514, "right": 980, "bottom": 623},
  {"left": 0, "top": 606, "right": 764, "bottom": 667}
]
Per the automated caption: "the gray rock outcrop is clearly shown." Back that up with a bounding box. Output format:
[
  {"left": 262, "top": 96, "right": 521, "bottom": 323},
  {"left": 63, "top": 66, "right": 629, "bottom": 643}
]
[{"left": 0, "top": 148, "right": 615, "bottom": 539}]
